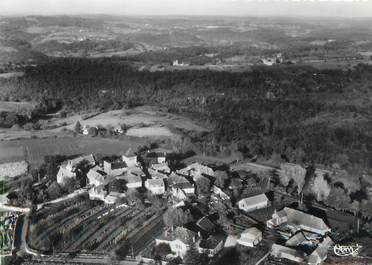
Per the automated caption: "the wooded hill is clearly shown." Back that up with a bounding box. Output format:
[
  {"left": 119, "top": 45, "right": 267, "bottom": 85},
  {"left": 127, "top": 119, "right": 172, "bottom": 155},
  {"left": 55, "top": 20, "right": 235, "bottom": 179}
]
[{"left": 1, "top": 58, "right": 372, "bottom": 172}]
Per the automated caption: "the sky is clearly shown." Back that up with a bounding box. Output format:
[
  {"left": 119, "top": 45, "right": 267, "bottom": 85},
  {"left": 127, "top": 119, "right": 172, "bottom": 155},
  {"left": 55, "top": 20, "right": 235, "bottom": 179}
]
[{"left": 1, "top": 0, "right": 372, "bottom": 17}]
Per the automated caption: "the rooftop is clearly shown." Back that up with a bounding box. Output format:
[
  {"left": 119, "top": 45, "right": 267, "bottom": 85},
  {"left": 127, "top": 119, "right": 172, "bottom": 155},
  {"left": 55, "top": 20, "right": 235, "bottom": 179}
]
[{"left": 239, "top": 193, "right": 268, "bottom": 206}]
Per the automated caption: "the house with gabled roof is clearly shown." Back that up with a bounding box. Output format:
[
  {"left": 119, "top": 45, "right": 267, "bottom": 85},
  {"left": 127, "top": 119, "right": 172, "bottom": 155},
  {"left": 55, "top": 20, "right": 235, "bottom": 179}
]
[
  {"left": 238, "top": 193, "right": 269, "bottom": 212},
  {"left": 151, "top": 163, "right": 171, "bottom": 174},
  {"left": 307, "top": 236, "right": 334, "bottom": 265},
  {"left": 155, "top": 226, "right": 199, "bottom": 258},
  {"left": 57, "top": 165, "right": 76, "bottom": 186},
  {"left": 237, "top": 227, "right": 263, "bottom": 247},
  {"left": 118, "top": 173, "right": 142, "bottom": 189},
  {"left": 168, "top": 174, "right": 195, "bottom": 196},
  {"left": 196, "top": 216, "right": 216, "bottom": 233},
  {"left": 177, "top": 162, "right": 214, "bottom": 181},
  {"left": 87, "top": 166, "right": 111, "bottom": 187},
  {"left": 103, "top": 160, "right": 127, "bottom": 176},
  {"left": 145, "top": 179, "right": 165, "bottom": 195},
  {"left": 271, "top": 243, "right": 305, "bottom": 263},
  {"left": 267, "top": 207, "right": 331, "bottom": 236},
  {"left": 197, "top": 234, "right": 225, "bottom": 257}
]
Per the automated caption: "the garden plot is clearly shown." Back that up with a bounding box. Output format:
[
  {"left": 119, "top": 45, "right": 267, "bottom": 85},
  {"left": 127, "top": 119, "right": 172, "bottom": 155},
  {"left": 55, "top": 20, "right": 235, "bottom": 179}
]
[{"left": 28, "top": 197, "right": 162, "bottom": 255}]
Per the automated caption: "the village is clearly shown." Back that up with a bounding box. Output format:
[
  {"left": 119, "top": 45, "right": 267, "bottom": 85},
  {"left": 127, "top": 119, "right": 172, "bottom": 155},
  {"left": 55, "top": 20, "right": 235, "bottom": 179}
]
[{"left": 2, "top": 144, "right": 366, "bottom": 265}]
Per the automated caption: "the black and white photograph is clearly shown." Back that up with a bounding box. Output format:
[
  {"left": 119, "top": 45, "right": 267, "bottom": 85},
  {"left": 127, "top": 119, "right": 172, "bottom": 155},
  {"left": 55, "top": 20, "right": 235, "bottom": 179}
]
[{"left": 1, "top": 1, "right": 372, "bottom": 265}]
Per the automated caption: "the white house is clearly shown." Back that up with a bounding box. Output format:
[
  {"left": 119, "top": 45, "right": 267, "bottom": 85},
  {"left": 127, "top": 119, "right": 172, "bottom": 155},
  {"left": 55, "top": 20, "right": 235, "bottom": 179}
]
[
  {"left": 238, "top": 193, "right": 269, "bottom": 212},
  {"left": 56, "top": 165, "right": 76, "bottom": 186},
  {"left": 271, "top": 244, "right": 305, "bottom": 263},
  {"left": 168, "top": 175, "right": 195, "bottom": 195},
  {"left": 103, "top": 160, "right": 127, "bottom": 176},
  {"left": 145, "top": 179, "right": 165, "bottom": 195},
  {"left": 177, "top": 162, "right": 214, "bottom": 181},
  {"left": 237, "top": 227, "right": 263, "bottom": 247},
  {"left": 122, "top": 148, "right": 138, "bottom": 167},
  {"left": 120, "top": 174, "right": 142, "bottom": 189},
  {"left": 89, "top": 185, "right": 107, "bottom": 201},
  {"left": 87, "top": 166, "right": 111, "bottom": 187},
  {"left": 151, "top": 163, "right": 171, "bottom": 174},
  {"left": 155, "top": 227, "right": 199, "bottom": 258}
]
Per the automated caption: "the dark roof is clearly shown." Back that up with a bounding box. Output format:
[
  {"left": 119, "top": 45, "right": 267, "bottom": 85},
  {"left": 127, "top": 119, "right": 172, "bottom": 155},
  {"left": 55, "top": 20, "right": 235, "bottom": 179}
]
[
  {"left": 196, "top": 216, "right": 216, "bottom": 233},
  {"left": 199, "top": 235, "right": 224, "bottom": 249},
  {"left": 111, "top": 161, "right": 127, "bottom": 170}
]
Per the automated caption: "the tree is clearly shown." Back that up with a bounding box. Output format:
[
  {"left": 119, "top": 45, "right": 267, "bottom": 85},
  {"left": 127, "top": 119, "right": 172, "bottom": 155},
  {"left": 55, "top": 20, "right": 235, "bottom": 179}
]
[
  {"left": 74, "top": 121, "right": 82, "bottom": 133},
  {"left": 183, "top": 243, "right": 208, "bottom": 265},
  {"left": 196, "top": 176, "right": 211, "bottom": 195},
  {"left": 163, "top": 208, "right": 192, "bottom": 228},
  {"left": 214, "top": 170, "right": 229, "bottom": 188},
  {"left": 88, "top": 126, "right": 98, "bottom": 137},
  {"left": 311, "top": 174, "right": 331, "bottom": 201},
  {"left": 326, "top": 186, "right": 351, "bottom": 210}
]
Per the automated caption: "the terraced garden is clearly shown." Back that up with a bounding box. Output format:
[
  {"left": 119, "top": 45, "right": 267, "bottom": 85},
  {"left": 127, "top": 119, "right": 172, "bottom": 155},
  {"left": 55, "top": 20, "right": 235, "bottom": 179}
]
[{"left": 28, "top": 196, "right": 164, "bottom": 256}]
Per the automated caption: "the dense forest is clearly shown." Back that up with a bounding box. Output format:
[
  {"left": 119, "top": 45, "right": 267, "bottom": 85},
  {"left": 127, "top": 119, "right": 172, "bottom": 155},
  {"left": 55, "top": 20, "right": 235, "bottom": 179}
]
[{"left": 1, "top": 58, "right": 372, "bottom": 172}]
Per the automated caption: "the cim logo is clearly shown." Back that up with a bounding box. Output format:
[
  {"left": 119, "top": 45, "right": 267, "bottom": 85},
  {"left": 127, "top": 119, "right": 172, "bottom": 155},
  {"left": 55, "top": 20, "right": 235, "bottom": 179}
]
[{"left": 333, "top": 244, "right": 362, "bottom": 257}]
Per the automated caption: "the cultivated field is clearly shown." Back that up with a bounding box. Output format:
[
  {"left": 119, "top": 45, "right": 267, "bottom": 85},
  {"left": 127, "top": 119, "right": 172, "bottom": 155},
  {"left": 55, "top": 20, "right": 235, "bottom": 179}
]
[
  {"left": 0, "top": 136, "right": 145, "bottom": 166},
  {"left": 29, "top": 196, "right": 164, "bottom": 255}
]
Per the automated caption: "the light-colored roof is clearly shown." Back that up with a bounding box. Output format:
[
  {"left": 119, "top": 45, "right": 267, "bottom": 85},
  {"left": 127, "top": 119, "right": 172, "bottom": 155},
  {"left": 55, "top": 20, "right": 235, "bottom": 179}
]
[
  {"left": 239, "top": 193, "right": 268, "bottom": 206},
  {"left": 271, "top": 243, "right": 304, "bottom": 260},
  {"left": 309, "top": 236, "right": 334, "bottom": 262},
  {"left": 121, "top": 174, "right": 142, "bottom": 184},
  {"left": 57, "top": 166, "right": 75, "bottom": 178},
  {"left": 241, "top": 227, "right": 262, "bottom": 239},
  {"left": 146, "top": 179, "right": 165, "bottom": 187},
  {"left": 87, "top": 167, "right": 110, "bottom": 185},
  {"left": 281, "top": 207, "right": 330, "bottom": 233}
]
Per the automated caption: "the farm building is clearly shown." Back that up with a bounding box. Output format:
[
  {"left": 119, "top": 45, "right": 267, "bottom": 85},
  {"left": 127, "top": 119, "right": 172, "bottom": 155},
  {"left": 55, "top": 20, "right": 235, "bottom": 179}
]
[
  {"left": 238, "top": 193, "right": 269, "bottom": 212},
  {"left": 237, "top": 227, "right": 263, "bottom": 247},
  {"left": 57, "top": 165, "right": 76, "bottom": 186},
  {"left": 307, "top": 236, "right": 334, "bottom": 265},
  {"left": 145, "top": 179, "right": 165, "bottom": 195},
  {"left": 103, "top": 160, "right": 127, "bottom": 176},
  {"left": 177, "top": 162, "right": 214, "bottom": 181},
  {"left": 266, "top": 207, "right": 331, "bottom": 236},
  {"left": 270, "top": 243, "right": 305, "bottom": 263}
]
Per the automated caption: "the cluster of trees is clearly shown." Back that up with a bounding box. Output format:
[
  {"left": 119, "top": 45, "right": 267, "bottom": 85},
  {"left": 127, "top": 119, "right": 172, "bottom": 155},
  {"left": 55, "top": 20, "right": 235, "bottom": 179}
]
[{"left": 1, "top": 58, "right": 372, "bottom": 170}]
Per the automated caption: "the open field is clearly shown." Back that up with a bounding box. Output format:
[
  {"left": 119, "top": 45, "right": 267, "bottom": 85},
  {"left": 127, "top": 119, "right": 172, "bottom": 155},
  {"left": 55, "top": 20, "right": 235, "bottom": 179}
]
[
  {"left": 0, "top": 136, "right": 145, "bottom": 166},
  {"left": 0, "top": 101, "right": 34, "bottom": 112},
  {"left": 0, "top": 105, "right": 209, "bottom": 141},
  {"left": 58, "top": 106, "right": 209, "bottom": 133}
]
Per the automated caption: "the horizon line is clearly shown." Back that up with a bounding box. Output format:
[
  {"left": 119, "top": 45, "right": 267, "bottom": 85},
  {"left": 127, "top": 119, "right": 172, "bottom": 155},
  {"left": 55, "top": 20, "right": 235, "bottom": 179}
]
[{"left": 1, "top": 12, "right": 372, "bottom": 19}]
